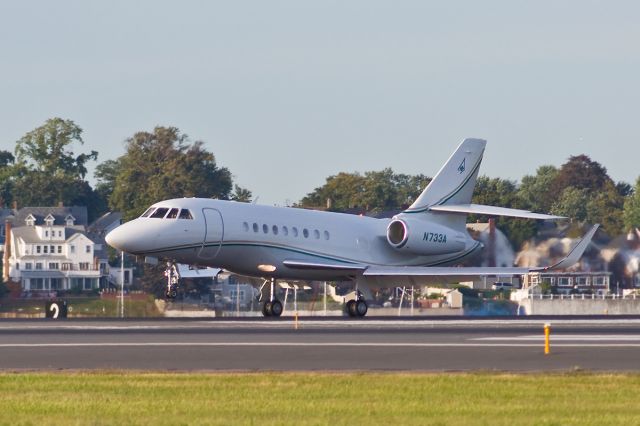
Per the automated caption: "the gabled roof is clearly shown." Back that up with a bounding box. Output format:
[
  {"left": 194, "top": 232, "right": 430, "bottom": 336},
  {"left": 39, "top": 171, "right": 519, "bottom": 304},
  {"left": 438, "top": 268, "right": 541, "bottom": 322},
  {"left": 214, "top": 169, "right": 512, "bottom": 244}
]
[{"left": 13, "top": 206, "right": 88, "bottom": 227}]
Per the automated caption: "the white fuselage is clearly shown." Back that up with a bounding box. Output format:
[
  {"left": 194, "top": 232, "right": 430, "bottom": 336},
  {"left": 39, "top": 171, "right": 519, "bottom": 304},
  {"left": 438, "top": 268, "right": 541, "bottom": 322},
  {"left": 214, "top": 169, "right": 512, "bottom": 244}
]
[{"left": 106, "top": 198, "right": 482, "bottom": 281}]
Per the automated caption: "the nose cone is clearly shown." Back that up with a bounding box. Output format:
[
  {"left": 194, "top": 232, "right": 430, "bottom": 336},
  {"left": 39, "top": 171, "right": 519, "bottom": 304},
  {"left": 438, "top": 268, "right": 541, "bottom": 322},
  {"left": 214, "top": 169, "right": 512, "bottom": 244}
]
[{"left": 105, "top": 225, "right": 128, "bottom": 251}]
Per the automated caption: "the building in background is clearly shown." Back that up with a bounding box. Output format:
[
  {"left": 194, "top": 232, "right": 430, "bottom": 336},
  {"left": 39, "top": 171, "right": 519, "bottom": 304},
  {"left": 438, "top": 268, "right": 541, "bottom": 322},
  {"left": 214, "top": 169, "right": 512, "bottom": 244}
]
[{"left": 3, "top": 206, "right": 109, "bottom": 293}]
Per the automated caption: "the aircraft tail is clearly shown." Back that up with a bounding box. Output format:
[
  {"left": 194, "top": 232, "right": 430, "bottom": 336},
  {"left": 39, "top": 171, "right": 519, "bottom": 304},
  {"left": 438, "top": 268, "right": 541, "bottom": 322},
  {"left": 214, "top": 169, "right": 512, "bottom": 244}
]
[
  {"left": 405, "top": 138, "right": 486, "bottom": 212},
  {"left": 399, "top": 138, "right": 485, "bottom": 231}
]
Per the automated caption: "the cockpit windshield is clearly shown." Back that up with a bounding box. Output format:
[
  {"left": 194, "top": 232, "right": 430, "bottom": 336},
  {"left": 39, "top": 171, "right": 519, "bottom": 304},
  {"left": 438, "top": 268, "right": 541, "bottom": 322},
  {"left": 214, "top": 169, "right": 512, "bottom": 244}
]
[
  {"left": 150, "top": 208, "right": 169, "bottom": 218},
  {"left": 140, "top": 208, "right": 155, "bottom": 218},
  {"left": 179, "top": 209, "right": 193, "bottom": 220},
  {"left": 140, "top": 207, "right": 193, "bottom": 219},
  {"left": 167, "top": 208, "right": 180, "bottom": 219}
]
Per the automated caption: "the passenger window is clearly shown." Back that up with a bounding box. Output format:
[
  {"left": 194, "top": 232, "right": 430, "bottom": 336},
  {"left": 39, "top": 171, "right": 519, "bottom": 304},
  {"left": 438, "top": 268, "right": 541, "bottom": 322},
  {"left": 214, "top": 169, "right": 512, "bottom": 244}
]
[
  {"left": 178, "top": 209, "right": 193, "bottom": 220},
  {"left": 314, "top": 229, "right": 320, "bottom": 239},
  {"left": 292, "top": 227, "right": 299, "bottom": 237},
  {"left": 262, "top": 224, "right": 268, "bottom": 234},
  {"left": 141, "top": 208, "right": 155, "bottom": 218},
  {"left": 324, "top": 230, "right": 330, "bottom": 240},
  {"left": 167, "top": 208, "right": 179, "bottom": 219},
  {"left": 272, "top": 225, "right": 279, "bottom": 235},
  {"left": 253, "top": 223, "right": 259, "bottom": 232},
  {"left": 303, "top": 228, "right": 309, "bottom": 238},
  {"left": 151, "top": 208, "right": 169, "bottom": 218},
  {"left": 243, "top": 222, "right": 249, "bottom": 232},
  {"left": 282, "top": 226, "right": 289, "bottom": 236}
]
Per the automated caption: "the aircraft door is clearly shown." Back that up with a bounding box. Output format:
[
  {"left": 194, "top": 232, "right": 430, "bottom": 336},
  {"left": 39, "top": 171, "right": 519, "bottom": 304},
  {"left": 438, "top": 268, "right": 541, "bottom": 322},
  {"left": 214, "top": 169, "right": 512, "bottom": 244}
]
[{"left": 198, "top": 208, "right": 224, "bottom": 260}]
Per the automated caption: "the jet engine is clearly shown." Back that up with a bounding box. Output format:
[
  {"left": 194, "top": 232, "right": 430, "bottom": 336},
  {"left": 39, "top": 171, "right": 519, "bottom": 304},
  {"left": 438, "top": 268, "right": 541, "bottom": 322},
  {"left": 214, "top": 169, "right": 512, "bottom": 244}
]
[{"left": 386, "top": 218, "right": 466, "bottom": 256}]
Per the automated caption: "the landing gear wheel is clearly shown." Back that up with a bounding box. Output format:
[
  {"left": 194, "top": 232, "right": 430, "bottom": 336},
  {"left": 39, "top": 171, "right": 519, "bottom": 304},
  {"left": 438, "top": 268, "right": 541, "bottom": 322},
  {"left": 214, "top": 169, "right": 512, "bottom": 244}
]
[
  {"left": 346, "top": 300, "right": 357, "bottom": 317},
  {"left": 262, "top": 301, "right": 273, "bottom": 317},
  {"left": 270, "top": 300, "right": 283, "bottom": 317},
  {"left": 355, "top": 300, "right": 368, "bottom": 317}
]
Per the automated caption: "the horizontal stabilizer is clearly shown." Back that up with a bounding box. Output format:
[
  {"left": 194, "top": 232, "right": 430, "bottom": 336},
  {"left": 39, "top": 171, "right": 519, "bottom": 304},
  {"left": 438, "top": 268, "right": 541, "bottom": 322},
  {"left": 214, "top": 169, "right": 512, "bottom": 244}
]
[{"left": 429, "top": 204, "right": 565, "bottom": 220}]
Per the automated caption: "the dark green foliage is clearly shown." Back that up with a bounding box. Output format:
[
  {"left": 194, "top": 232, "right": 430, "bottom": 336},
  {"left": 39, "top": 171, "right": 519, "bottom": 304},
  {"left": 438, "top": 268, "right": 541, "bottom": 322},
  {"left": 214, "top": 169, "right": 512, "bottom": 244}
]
[
  {"left": 108, "top": 126, "right": 234, "bottom": 220},
  {"left": 6, "top": 118, "right": 106, "bottom": 220},
  {"left": 299, "top": 168, "right": 431, "bottom": 212}
]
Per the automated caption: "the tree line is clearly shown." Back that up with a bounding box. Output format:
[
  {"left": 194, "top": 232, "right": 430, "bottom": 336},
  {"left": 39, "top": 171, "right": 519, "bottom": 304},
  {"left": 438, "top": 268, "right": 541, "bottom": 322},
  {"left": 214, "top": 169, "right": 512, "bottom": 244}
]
[{"left": 2, "top": 117, "right": 640, "bottom": 250}]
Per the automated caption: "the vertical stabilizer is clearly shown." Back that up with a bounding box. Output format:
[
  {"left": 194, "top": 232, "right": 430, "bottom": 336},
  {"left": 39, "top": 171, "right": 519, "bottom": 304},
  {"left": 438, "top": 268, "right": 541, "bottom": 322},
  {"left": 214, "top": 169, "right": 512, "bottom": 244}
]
[
  {"left": 400, "top": 138, "right": 486, "bottom": 232},
  {"left": 405, "top": 138, "right": 486, "bottom": 212}
]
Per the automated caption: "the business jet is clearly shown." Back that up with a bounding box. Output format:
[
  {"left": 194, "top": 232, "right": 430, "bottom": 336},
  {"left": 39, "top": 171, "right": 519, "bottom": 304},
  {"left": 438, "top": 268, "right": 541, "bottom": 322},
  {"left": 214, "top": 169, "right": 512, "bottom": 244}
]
[{"left": 106, "top": 138, "right": 598, "bottom": 317}]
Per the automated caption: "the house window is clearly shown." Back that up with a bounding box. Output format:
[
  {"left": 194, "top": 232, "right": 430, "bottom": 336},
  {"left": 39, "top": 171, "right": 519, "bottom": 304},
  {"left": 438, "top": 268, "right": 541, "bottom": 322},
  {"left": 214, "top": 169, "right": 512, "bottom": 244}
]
[
  {"left": 36, "top": 245, "right": 41, "bottom": 254},
  {"left": 45, "top": 230, "right": 49, "bottom": 237},
  {"left": 31, "top": 278, "right": 44, "bottom": 290},
  {"left": 86, "top": 245, "right": 91, "bottom": 253},
  {"left": 49, "top": 263, "right": 59, "bottom": 270},
  {"left": 558, "top": 277, "right": 571, "bottom": 287},
  {"left": 50, "top": 245, "right": 55, "bottom": 253},
  {"left": 70, "top": 245, "right": 75, "bottom": 254},
  {"left": 50, "top": 278, "right": 63, "bottom": 290},
  {"left": 25, "top": 263, "right": 32, "bottom": 270},
  {"left": 58, "top": 230, "right": 62, "bottom": 237},
  {"left": 43, "top": 246, "right": 48, "bottom": 254},
  {"left": 15, "top": 262, "right": 19, "bottom": 270},
  {"left": 79, "top": 262, "right": 90, "bottom": 271},
  {"left": 35, "top": 263, "right": 43, "bottom": 270},
  {"left": 83, "top": 278, "right": 96, "bottom": 290},
  {"left": 57, "top": 246, "right": 62, "bottom": 254}
]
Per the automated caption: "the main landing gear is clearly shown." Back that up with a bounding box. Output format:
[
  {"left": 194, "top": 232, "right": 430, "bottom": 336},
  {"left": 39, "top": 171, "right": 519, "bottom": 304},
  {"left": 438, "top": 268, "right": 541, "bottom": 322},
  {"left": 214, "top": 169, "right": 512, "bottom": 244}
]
[
  {"left": 164, "top": 262, "right": 180, "bottom": 299},
  {"left": 261, "top": 278, "right": 283, "bottom": 317},
  {"left": 346, "top": 291, "right": 368, "bottom": 317}
]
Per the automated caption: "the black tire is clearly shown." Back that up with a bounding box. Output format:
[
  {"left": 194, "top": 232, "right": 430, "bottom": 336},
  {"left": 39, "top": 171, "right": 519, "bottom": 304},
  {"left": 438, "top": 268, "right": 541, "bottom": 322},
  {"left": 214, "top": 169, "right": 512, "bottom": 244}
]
[
  {"left": 355, "top": 300, "right": 368, "bottom": 317},
  {"left": 262, "top": 301, "right": 273, "bottom": 317},
  {"left": 346, "top": 300, "right": 357, "bottom": 317},
  {"left": 271, "top": 300, "right": 283, "bottom": 317},
  {"left": 170, "top": 290, "right": 178, "bottom": 298}
]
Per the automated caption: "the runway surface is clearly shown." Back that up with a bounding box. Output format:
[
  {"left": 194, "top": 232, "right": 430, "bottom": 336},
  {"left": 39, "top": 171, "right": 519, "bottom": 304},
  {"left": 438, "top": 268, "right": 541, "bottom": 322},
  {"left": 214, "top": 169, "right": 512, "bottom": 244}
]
[{"left": 1, "top": 317, "right": 640, "bottom": 371}]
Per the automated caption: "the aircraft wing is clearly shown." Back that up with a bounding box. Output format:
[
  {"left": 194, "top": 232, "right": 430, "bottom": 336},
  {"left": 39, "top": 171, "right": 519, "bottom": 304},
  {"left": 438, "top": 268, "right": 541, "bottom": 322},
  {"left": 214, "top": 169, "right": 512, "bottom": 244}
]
[
  {"left": 429, "top": 204, "right": 565, "bottom": 220},
  {"left": 283, "top": 259, "right": 367, "bottom": 272}
]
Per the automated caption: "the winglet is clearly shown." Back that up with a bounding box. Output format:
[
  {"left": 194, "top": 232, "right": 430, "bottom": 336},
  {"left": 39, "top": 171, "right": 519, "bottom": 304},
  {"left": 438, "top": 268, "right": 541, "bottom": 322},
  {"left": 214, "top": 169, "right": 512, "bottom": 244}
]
[{"left": 537, "top": 224, "right": 599, "bottom": 271}]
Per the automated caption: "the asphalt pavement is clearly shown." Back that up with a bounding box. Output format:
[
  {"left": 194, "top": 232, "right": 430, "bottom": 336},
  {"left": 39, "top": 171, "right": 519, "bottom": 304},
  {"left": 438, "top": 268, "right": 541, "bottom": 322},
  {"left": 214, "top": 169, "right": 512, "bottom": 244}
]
[{"left": 1, "top": 317, "right": 640, "bottom": 371}]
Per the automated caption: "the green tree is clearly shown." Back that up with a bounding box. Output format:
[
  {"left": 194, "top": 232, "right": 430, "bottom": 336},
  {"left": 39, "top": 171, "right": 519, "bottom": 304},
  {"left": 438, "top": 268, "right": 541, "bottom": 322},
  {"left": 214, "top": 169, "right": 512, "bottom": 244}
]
[
  {"left": 109, "top": 126, "right": 234, "bottom": 220},
  {"left": 10, "top": 118, "right": 105, "bottom": 219},
  {"left": 517, "top": 165, "right": 558, "bottom": 213},
  {"left": 623, "top": 177, "right": 640, "bottom": 230},
  {"left": 299, "top": 168, "right": 431, "bottom": 212},
  {"left": 551, "top": 187, "right": 589, "bottom": 221},
  {"left": 0, "top": 150, "right": 15, "bottom": 207},
  {"left": 230, "top": 184, "right": 253, "bottom": 202}
]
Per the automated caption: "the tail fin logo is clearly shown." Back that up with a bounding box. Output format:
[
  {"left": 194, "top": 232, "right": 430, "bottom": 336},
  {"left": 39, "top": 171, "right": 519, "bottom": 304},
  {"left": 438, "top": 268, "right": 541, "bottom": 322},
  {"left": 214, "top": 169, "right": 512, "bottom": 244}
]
[{"left": 457, "top": 158, "right": 466, "bottom": 174}]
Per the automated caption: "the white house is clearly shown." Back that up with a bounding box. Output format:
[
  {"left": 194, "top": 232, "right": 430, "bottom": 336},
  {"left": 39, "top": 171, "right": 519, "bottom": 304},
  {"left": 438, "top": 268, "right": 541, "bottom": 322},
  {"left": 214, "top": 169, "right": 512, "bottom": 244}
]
[{"left": 3, "top": 207, "right": 108, "bottom": 292}]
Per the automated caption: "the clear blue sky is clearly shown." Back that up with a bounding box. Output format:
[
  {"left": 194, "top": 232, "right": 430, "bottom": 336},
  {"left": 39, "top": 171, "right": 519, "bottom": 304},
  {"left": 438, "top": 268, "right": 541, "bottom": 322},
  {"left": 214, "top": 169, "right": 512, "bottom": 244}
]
[{"left": 1, "top": 1, "right": 639, "bottom": 205}]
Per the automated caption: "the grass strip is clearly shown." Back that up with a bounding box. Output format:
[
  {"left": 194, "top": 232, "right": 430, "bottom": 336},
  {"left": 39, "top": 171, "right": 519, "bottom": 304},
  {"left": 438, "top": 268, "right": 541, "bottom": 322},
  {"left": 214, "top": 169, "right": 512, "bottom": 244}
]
[{"left": 0, "top": 371, "right": 638, "bottom": 425}]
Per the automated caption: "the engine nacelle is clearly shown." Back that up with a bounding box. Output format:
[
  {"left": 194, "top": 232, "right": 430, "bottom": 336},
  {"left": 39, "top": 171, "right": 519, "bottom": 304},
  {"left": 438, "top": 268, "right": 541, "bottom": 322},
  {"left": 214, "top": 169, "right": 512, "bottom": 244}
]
[{"left": 386, "top": 218, "right": 466, "bottom": 256}]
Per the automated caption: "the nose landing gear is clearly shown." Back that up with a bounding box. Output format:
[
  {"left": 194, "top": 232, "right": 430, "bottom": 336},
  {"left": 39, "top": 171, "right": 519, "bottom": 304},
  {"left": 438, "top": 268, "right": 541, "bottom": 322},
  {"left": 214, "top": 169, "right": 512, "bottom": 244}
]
[{"left": 164, "top": 263, "right": 180, "bottom": 299}]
